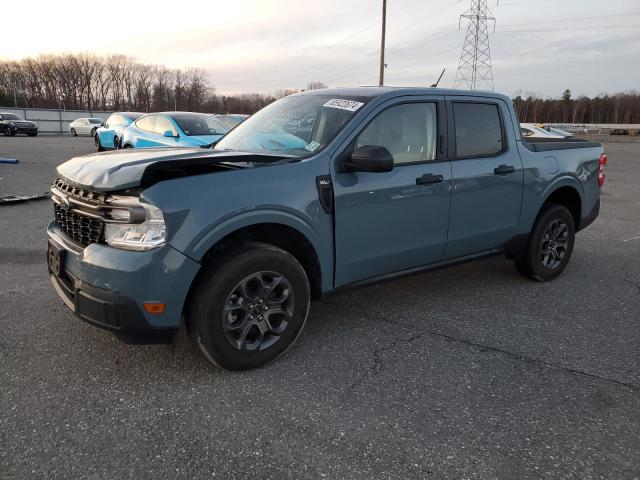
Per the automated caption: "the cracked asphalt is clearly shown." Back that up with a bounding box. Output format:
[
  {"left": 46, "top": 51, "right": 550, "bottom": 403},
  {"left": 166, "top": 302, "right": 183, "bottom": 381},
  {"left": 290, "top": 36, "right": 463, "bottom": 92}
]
[{"left": 1, "top": 135, "right": 639, "bottom": 479}]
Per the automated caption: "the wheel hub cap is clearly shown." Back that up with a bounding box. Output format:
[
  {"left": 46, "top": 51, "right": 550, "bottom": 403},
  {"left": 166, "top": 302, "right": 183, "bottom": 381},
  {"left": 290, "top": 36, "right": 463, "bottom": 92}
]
[
  {"left": 221, "top": 271, "right": 295, "bottom": 351},
  {"left": 540, "top": 219, "right": 569, "bottom": 269}
]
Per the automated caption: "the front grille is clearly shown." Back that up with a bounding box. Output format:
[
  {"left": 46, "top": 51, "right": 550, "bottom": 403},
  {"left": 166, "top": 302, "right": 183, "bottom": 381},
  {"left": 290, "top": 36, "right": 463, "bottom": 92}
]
[
  {"left": 52, "top": 178, "right": 106, "bottom": 247},
  {"left": 54, "top": 203, "right": 104, "bottom": 246}
]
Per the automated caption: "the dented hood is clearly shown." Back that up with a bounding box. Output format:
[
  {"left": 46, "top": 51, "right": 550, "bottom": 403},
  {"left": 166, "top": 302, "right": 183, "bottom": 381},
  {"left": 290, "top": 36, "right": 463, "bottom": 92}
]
[{"left": 56, "top": 147, "right": 285, "bottom": 192}]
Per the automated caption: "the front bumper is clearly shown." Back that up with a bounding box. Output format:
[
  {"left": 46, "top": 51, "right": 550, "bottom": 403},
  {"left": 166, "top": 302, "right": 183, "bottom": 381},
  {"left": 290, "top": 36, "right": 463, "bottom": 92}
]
[
  {"left": 47, "top": 221, "right": 200, "bottom": 344},
  {"left": 11, "top": 125, "right": 37, "bottom": 134}
]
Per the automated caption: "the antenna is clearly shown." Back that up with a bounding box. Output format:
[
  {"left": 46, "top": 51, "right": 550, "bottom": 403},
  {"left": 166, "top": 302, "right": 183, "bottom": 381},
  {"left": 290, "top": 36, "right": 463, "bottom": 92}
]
[
  {"left": 431, "top": 69, "right": 446, "bottom": 88},
  {"left": 454, "top": 0, "right": 497, "bottom": 91}
]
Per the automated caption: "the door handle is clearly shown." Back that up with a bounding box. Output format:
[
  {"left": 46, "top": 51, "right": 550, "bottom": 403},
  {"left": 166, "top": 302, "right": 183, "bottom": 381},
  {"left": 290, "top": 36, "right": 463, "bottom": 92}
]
[
  {"left": 415, "top": 173, "right": 444, "bottom": 185},
  {"left": 494, "top": 164, "right": 516, "bottom": 176}
]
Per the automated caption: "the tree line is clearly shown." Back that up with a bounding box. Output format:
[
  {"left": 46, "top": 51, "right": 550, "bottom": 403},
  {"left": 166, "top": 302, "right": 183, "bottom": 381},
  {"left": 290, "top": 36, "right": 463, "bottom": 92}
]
[
  {"left": 0, "top": 54, "right": 326, "bottom": 114},
  {"left": 514, "top": 89, "right": 640, "bottom": 125},
  {"left": 3, "top": 53, "right": 637, "bottom": 124}
]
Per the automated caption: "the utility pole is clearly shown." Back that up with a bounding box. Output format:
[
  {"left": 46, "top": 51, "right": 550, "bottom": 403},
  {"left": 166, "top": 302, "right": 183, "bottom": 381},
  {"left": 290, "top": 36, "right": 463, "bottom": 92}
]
[
  {"left": 379, "top": 0, "right": 387, "bottom": 86},
  {"left": 454, "top": 0, "right": 496, "bottom": 91}
]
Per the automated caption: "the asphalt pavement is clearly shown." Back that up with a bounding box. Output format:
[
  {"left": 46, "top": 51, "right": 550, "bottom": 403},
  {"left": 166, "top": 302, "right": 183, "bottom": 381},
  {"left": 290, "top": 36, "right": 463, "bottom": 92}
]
[{"left": 0, "top": 135, "right": 639, "bottom": 479}]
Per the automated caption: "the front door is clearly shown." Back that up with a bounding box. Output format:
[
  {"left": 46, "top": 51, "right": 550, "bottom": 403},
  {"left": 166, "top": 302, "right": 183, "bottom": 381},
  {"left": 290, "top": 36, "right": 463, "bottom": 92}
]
[
  {"left": 332, "top": 99, "right": 452, "bottom": 287},
  {"left": 443, "top": 98, "right": 524, "bottom": 259}
]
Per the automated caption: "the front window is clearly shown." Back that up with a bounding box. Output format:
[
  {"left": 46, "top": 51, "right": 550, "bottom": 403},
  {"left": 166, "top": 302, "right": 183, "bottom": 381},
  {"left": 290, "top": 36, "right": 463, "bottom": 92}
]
[
  {"left": 214, "top": 94, "right": 369, "bottom": 158},
  {"left": 2, "top": 113, "right": 22, "bottom": 121}
]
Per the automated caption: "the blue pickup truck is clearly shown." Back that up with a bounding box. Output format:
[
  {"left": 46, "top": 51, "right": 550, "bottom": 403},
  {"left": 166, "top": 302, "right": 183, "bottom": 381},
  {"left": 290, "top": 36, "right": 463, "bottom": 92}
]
[{"left": 47, "top": 87, "right": 606, "bottom": 370}]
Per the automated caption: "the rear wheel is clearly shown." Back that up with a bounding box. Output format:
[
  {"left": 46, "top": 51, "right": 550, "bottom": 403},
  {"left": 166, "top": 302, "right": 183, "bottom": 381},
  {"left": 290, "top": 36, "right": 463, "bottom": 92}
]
[
  {"left": 188, "top": 243, "right": 310, "bottom": 370},
  {"left": 95, "top": 134, "right": 104, "bottom": 152},
  {"left": 71, "top": 128, "right": 77, "bottom": 137},
  {"left": 515, "top": 204, "right": 575, "bottom": 281}
]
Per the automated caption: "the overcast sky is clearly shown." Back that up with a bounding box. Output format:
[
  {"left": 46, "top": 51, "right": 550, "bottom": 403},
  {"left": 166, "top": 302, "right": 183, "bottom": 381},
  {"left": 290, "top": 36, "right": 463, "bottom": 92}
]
[{"left": 4, "top": 0, "right": 640, "bottom": 97}]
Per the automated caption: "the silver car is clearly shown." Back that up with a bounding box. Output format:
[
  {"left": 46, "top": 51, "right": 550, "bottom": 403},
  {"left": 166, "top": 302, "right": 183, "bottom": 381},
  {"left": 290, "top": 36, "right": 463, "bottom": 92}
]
[{"left": 69, "top": 117, "right": 104, "bottom": 136}]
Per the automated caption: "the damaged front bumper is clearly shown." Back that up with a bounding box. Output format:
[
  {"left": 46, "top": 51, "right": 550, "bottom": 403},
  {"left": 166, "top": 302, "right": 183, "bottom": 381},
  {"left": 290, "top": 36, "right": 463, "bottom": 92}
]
[{"left": 46, "top": 221, "right": 200, "bottom": 344}]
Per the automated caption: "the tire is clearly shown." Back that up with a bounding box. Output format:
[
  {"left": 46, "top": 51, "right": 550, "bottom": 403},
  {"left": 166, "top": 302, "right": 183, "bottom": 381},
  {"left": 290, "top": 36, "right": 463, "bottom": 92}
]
[
  {"left": 7, "top": 127, "right": 16, "bottom": 137},
  {"left": 122, "top": 143, "right": 132, "bottom": 149},
  {"left": 515, "top": 204, "right": 575, "bottom": 282},
  {"left": 187, "top": 243, "right": 310, "bottom": 370},
  {"left": 113, "top": 136, "right": 120, "bottom": 149},
  {"left": 71, "top": 128, "right": 77, "bottom": 137},
  {"left": 95, "top": 134, "right": 104, "bottom": 152}
]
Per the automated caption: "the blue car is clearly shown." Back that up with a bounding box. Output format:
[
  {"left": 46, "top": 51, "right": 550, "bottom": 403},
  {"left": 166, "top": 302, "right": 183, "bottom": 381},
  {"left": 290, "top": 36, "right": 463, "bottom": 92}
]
[
  {"left": 122, "top": 112, "right": 230, "bottom": 149},
  {"left": 95, "top": 112, "right": 144, "bottom": 151}
]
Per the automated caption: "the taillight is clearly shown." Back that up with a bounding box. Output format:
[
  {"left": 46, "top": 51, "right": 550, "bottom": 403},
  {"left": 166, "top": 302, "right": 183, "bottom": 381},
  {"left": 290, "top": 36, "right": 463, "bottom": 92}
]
[{"left": 598, "top": 153, "right": 607, "bottom": 187}]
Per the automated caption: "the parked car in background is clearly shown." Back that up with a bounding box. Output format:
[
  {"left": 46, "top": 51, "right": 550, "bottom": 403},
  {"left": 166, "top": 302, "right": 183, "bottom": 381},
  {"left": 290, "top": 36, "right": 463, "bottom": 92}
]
[
  {"left": 214, "top": 114, "right": 249, "bottom": 130},
  {"left": 521, "top": 123, "right": 564, "bottom": 139},
  {"left": 47, "top": 87, "right": 605, "bottom": 370},
  {"left": 535, "top": 124, "right": 575, "bottom": 138},
  {"left": 121, "top": 112, "right": 232, "bottom": 148},
  {"left": 69, "top": 117, "right": 104, "bottom": 137},
  {"left": 0, "top": 112, "right": 38, "bottom": 136},
  {"left": 95, "top": 112, "right": 144, "bottom": 151}
]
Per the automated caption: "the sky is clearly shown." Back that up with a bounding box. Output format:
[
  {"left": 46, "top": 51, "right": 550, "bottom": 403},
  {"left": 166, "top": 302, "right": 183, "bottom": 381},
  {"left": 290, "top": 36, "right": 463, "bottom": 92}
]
[{"left": 3, "top": 0, "right": 640, "bottom": 98}]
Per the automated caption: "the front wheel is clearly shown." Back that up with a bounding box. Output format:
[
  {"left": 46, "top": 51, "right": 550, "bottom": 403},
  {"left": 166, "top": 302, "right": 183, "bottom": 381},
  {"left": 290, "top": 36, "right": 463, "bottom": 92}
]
[
  {"left": 515, "top": 204, "right": 575, "bottom": 282},
  {"left": 188, "top": 243, "right": 310, "bottom": 370}
]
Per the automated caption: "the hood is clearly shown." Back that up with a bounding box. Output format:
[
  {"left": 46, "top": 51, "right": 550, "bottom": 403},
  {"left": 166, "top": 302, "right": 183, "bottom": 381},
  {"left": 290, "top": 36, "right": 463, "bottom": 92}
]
[
  {"left": 56, "top": 147, "right": 289, "bottom": 192},
  {"left": 8, "top": 119, "right": 36, "bottom": 125}
]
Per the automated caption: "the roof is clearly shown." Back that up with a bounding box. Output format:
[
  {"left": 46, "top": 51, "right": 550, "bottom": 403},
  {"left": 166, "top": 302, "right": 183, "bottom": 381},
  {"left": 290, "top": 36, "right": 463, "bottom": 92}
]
[{"left": 294, "top": 86, "right": 512, "bottom": 102}]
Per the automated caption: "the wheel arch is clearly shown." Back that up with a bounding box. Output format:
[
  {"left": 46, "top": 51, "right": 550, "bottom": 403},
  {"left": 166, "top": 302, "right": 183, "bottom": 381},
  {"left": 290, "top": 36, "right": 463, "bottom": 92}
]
[
  {"left": 184, "top": 214, "right": 326, "bottom": 306},
  {"left": 541, "top": 181, "right": 583, "bottom": 229}
]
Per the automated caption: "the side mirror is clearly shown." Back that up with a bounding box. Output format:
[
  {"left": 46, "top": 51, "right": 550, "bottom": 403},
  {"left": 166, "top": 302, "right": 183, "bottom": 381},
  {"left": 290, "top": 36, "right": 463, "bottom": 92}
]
[
  {"left": 341, "top": 145, "right": 394, "bottom": 173},
  {"left": 163, "top": 130, "right": 177, "bottom": 138}
]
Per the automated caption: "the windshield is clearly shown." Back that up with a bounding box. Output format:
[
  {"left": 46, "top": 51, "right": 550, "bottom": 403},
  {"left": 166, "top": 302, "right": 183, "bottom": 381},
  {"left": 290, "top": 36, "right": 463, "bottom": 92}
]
[
  {"left": 2, "top": 113, "right": 22, "bottom": 120},
  {"left": 214, "top": 94, "right": 369, "bottom": 157},
  {"left": 88, "top": 118, "right": 103, "bottom": 124},
  {"left": 171, "top": 113, "right": 229, "bottom": 136}
]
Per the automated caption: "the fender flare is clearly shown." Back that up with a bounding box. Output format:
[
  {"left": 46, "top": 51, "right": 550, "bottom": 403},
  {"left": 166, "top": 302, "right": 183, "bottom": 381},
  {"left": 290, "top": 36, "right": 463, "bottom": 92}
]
[
  {"left": 540, "top": 175, "right": 584, "bottom": 208},
  {"left": 186, "top": 208, "right": 325, "bottom": 266}
]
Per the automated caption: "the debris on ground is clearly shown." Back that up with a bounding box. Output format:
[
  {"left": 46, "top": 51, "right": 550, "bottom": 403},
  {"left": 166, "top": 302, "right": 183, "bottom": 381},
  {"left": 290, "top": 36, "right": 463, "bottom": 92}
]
[{"left": 0, "top": 192, "right": 50, "bottom": 204}]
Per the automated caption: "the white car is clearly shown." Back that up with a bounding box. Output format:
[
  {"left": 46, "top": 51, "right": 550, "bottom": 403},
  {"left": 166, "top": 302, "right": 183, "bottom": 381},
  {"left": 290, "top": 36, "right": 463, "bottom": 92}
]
[
  {"left": 520, "top": 123, "right": 564, "bottom": 139},
  {"left": 69, "top": 117, "right": 104, "bottom": 136},
  {"left": 537, "top": 124, "right": 574, "bottom": 138}
]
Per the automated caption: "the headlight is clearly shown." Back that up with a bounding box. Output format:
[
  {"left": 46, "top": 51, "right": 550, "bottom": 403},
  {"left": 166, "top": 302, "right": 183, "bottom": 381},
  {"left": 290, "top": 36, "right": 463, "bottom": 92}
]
[{"left": 104, "top": 197, "right": 166, "bottom": 251}]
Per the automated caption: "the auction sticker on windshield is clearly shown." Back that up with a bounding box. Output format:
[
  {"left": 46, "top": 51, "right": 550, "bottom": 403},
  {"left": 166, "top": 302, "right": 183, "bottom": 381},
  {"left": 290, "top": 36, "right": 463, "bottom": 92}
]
[{"left": 323, "top": 99, "right": 364, "bottom": 112}]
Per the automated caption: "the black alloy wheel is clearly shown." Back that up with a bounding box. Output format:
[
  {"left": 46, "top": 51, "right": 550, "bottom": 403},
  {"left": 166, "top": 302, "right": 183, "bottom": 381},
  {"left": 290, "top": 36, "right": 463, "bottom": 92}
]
[
  {"left": 222, "top": 271, "right": 295, "bottom": 351},
  {"left": 515, "top": 203, "right": 575, "bottom": 281}
]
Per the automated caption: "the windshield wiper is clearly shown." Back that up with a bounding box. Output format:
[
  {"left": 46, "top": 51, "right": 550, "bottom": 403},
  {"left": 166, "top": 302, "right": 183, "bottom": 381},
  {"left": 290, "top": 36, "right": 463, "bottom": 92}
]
[{"left": 201, "top": 139, "right": 221, "bottom": 149}]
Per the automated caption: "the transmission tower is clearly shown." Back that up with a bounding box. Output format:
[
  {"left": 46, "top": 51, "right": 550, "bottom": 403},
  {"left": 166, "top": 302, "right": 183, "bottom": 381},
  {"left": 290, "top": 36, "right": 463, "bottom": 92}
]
[{"left": 454, "top": 0, "right": 496, "bottom": 91}]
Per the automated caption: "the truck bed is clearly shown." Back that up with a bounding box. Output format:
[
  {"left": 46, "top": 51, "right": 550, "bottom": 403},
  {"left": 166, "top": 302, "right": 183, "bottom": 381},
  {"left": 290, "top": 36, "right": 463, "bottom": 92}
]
[{"left": 522, "top": 137, "right": 602, "bottom": 152}]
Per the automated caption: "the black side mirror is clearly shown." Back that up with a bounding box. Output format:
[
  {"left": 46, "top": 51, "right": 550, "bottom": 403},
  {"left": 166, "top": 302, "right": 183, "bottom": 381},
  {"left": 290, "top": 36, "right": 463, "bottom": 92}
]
[{"left": 341, "top": 145, "right": 394, "bottom": 173}]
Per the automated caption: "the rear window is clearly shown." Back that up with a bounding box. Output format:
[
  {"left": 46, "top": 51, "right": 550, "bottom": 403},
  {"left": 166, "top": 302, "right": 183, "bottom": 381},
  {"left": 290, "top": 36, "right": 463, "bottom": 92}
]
[
  {"left": 88, "top": 118, "right": 103, "bottom": 124},
  {"left": 453, "top": 103, "right": 504, "bottom": 158}
]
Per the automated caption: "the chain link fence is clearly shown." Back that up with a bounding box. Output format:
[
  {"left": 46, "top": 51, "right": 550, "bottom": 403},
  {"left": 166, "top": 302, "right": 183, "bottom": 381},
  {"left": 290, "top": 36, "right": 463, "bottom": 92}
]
[{"left": 0, "top": 107, "right": 113, "bottom": 135}]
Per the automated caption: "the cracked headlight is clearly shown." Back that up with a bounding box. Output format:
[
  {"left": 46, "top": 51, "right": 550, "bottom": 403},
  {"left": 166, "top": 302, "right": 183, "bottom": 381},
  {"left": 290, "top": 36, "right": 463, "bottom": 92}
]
[{"left": 104, "top": 197, "right": 166, "bottom": 251}]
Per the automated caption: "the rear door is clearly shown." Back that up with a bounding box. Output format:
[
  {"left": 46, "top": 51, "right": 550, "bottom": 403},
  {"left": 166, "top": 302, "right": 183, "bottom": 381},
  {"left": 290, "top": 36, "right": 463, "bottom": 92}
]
[
  {"left": 443, "top": 97, "right": 524, "bottom": 259},
  {"left": 332, "top": 96, "right": 452, "bottom": 287}
]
